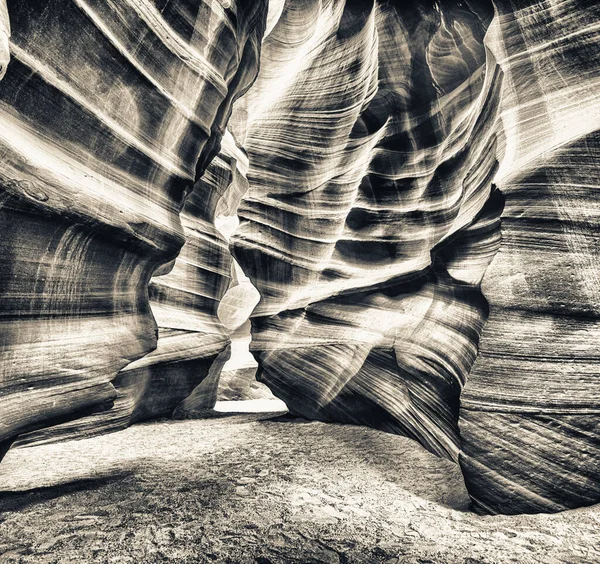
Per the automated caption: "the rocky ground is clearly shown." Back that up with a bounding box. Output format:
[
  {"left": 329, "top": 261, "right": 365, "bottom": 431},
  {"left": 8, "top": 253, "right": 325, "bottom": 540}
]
[{"left": 0, "top": 401, "right": 599, "bottom": 563}]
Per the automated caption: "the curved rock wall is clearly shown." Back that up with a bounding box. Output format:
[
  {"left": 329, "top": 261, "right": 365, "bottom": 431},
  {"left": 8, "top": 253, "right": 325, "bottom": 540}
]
[
  {"left": 232, "top": 0, "right": 503, "bottom": 460},
  {"left": 0, "top": 0, "right": 266, "bottom": 454},
  {"left": 1, "top": 0, "right": 599, "bottom": 517},
  {"left": 459, "top": 0, "right": 600, "bottom": 514},
  {"left": 231, "top": 0, "right": 600, "bottom": 514},
  {"left": 15, "top": 131, "right": 252, "bottom": 445}
]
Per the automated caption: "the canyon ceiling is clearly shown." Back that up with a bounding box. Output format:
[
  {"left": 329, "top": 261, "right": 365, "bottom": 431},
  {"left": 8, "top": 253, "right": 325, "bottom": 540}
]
[{"left": 0, "top": 0, "right": 598, "bottom": 516}]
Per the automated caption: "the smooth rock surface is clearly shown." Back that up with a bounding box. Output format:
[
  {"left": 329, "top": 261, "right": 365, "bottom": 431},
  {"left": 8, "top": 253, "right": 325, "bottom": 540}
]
[
  {"left": 232, "top": 0, "right": 504, "bottom": 462},
  {"left": 459, "top": 0, "right": 600, "bottom": 514},
  {"left": 0, "top": 0, "right": 267, "bottom": 453},
  {"left": 1, "top": 0, "right": 599, "bottom": 518},
  {"left": 230, "top": 0, "right": 600, "bottom": 514}
]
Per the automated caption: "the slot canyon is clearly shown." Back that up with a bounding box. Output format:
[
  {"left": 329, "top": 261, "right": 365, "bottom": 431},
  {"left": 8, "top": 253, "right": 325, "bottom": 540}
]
[{"left": 0, "top": 0, "right": 598, "bottom": 562}]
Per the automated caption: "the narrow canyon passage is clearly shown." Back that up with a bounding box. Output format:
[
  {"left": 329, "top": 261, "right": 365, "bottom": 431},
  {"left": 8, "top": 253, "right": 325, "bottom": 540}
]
[{"left": 0, "top": 0, "right": 599, "bottom": 560}]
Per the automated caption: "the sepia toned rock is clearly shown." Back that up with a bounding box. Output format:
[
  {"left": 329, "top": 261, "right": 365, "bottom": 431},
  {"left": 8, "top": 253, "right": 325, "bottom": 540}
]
[
  {"left": 16, "top": 132, "right": 252, "bottom": 445},
  {"left": 459, "top": 0, "right": 600, "bottom": 514},
  {"left": 231, "top": 0, "right": 600, "bottom": 513},
  {"left": 1, "top": 0, "right": 599, "bottom": 517},
  {"left": 0, "top": 0, "right": 266, "bottom": 454},
  {"left": 232, "top": 0, "right": 503, "bottom": 461}
]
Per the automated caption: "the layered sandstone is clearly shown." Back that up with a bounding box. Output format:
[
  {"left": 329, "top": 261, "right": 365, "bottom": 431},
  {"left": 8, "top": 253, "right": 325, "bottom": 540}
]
[
  {"left": 1, "top": 0, "right": 599, "bottom": 517},
  {"left": 0, "top": 0, "right": 266, "bottom": 454},
  {"left": 231, "top": 0, "right": 600, "bottom": 513},
  {"left": 459, "top": 0, "right": 600, "bottom": 514},
  {"left": 231, "top": 0, "right": 503, "bottom": 461}
]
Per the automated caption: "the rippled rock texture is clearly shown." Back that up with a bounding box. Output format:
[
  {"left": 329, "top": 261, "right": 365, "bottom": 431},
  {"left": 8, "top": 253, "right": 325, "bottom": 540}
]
[
  {"left": 233, "top": 0, "right": 503, "bottom": 460},
  {"left": 0, "top": 0, "right": 266, "bottom": 452},
  {"left": 459, "top": 0, "right": 600, "bottom": 514},
  {"left": 1, "top": 0, "right": 599, "bottom": 518},
  {"left": 231, "top": 0, "right": 600, "bottom": 514},
  {"left": 16, "top": 132, "right": 252, "bottom": 446}
]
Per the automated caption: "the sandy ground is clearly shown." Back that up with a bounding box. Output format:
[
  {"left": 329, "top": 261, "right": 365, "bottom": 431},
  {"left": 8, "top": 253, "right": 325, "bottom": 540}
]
[{"left": 0, "top": 401, "right": 599, "bottom": 563}]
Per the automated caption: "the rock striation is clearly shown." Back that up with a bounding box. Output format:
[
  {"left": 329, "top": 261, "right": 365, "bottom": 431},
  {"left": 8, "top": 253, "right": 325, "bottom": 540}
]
[
  {"left": 459, "top": 0, "right": 600, "bottom": 514},
  {"left": 16, "top": 131, "right": 253, "bottom": 445},
  {"left": 1, "top": 0, "right": 599, "bottom": 517},
  {"left": 232, "top": 0, "right": 504, "bottom": 461},
  {"left": 231, "top": 0, "right": 600, "bottom": 514},
  {"left": 0, "top": 0, "right": 266, "bottom": 454}
]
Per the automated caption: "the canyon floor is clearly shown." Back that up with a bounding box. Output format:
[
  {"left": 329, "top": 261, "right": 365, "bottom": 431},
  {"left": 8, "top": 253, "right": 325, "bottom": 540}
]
[{"left": 0, "top": 401, "right": 598, "bottom": 564}]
